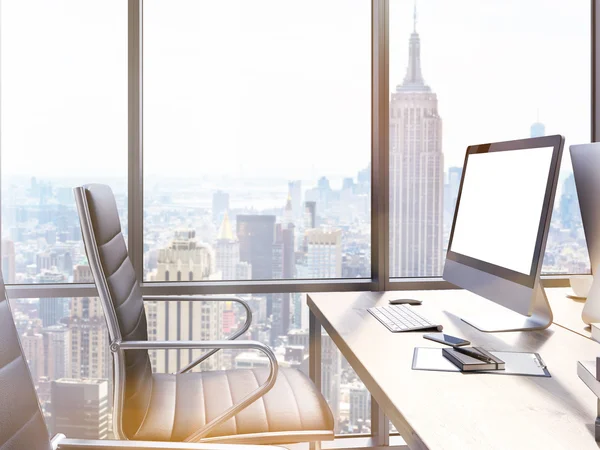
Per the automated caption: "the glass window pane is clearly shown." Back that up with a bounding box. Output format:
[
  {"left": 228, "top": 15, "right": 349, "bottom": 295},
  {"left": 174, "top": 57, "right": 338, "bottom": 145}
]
[
  {"left": 18, "top": 284, "right": 360, "bottom": 438},
  {"left": 1, "top": 1, "right": 127, "bottom": 284},
  {"left": 143, "top": 0, "right": 371, "bottom": 282},
  {"left": 144, "top": 293, "right": 369, "bottom": 435},
  {"left": 13, "top": 294, "right": 113, "bottom": 438},
  {"left": 389, "top": 0, "right": 590, "bottom": 278}
]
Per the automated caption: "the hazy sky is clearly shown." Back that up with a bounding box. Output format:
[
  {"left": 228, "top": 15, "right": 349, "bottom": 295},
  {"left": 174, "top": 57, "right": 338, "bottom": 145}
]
[
  {"left": 391, "top": 0, "right": 590, "bottom": 170},
  {"left": 0, "top": 0, "right": 591, "bottom": 182}
]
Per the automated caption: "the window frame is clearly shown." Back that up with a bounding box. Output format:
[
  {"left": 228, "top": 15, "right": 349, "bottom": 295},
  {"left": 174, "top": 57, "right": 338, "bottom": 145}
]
[
  {"left": 1, "top": 0, "right": 594, "bottom": 443},
  {"left": 3, "top": 0, "right": 593, "bottom": 299}
]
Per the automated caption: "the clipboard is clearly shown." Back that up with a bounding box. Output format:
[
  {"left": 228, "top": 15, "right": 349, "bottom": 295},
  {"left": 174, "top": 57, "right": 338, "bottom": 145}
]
[{"left": 412, "top": 347, "right": 551, "bottom": 377}]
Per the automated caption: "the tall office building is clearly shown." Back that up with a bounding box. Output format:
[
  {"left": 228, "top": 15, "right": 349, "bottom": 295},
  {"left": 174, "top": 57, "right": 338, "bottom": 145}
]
[
  {"left": 38, "top": 270, "right": 69, "bottom": 327},
  {"left": 287, "top": 329, "right": 342, "bottom": 433},
  {"left": 304, "top": 201, "right": 317, "bottom": 229},
  {"left": 443, "top": 166, "right": 463, "bottom": 232},
  {"left": 154, "top": 229, "right": 215, "bottom": 281},
  {"left": 236, "top": 261, "right": 252, "bottom": 280},
  {"left": 39, "top": 297, "right": 70, "bottom": 328},
  {"left": 237, "top": 215, "right": 276, "bottom": 280},
  {"left": 50, "top": 379, "right": 109, "bottom": 439},
  {"left": 357, "top": 163, "right": 371, "bottom": 194},
  {"left": 559, "top": 173, "right": 580, "bottom": 229},
  {"left": 306, "top": 229, "right": 342, "bottom": 278},
  {"left": 215, "top": 213, "right": 250, "bottom": 281},
  {"left": 288, "top": 180, "right": 302, "bottom": 222},
  {"left": 389, "top": 8, "right": 444, "bottom": 277},
  {"left": 349, "top": 382, "right": 371, "bottom": 432},
  {"left": 42, "top": 324, "right": 71, "bottom": 381},
  {"left": 530, "top": 121, "right": 546, "bottom": 138},
  {"left": 269, "top": 221, "right": 295, "bottom": 341},
  {"left": 212, "top": 190, "right": 230, "bottom": 224},
  {"left": 69, "top": 265, "right": 111, "bottom": 380},
  {"left": 1, "top": 239, "right": 16, "bottom": 283},
  {"left": 150, "top": 230, "right": 223, "bottom": 372},
  {"left": 22, "top": 329, "right": 45, "bottom": 383}
]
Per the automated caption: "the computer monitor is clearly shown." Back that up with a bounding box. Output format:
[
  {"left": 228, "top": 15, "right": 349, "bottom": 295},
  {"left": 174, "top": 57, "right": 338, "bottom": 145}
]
[
  {"left": 570, "top": 143, "right": 600, "bottom": 324},
  {"left": 443, "top": 135, "right": 564, "bottom": 332}
]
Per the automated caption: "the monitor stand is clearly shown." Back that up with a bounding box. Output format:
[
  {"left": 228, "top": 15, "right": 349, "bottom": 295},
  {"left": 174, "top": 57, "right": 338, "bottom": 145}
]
[
  {"left": 582, "top": 273, "right": 600, "bottom": 324},
  {"left": 460, "top": 283, "right": 553, "bottom": 333}
]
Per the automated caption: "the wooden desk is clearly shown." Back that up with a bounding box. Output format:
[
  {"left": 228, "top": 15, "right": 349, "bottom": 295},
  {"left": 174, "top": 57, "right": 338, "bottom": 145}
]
[
  {"left": 546, "top": 287, "right": 592, "bottom": 339},
  {"left": 308, "top": 290, "right": 600, "bottom": 450}
]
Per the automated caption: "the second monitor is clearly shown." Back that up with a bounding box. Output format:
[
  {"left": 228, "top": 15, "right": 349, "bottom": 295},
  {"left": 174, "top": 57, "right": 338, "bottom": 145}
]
[{"left": 443, "top": 135, "right": 564, "bottom": 332}]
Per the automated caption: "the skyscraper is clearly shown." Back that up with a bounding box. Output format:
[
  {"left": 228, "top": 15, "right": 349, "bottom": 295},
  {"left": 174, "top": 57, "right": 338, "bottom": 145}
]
[
  {"left": 269, "top": 220, "right": 296, "bottom": 341},
  {"left": 1, "top": 239, "right": 16, "bottom": 284},
  {"left": 287, "top": 329, "right": 341, "bottom": 433},
  {"left": 237, "top": 215, "right": 276, "bottom": 280},
  {"left": 69, "top": 265, "right": 111, "bottom": 380},
  {"left": 212, "top": 190, "right": 230, "bottom": 224},
  {"left": 153, "top": 229, "right": 215, "bottom": 281},
  {"left": 39, "top": 297, "right": 70, "bottom": 327},
  {"left": 389, "top": 7, "right": 444, "bottom": 277},
  {"left": 443, "top": 166, "right": 463, "bottom": 233},
  {"left": 50, "top": 379, "right": 109, "bottom": 439},
  {"left": 21, "top": 329, "right": 44, "bottom": 383},
  {"left": 304, "top": 201, "right": 317, "bottom": 229},
  {"left": 38, "top": 270, "right": 69, "bottom": 327},
  {"left": 288, "top": 180, "right": 302, "bottom": 222},
  {"left": 215, "top": 212, "right": 248, "bottom": 281},
  {"left": 306, "top": 229, "right": 342, "bottom": 278},
  {"left": 42, "top": 324, "right": 71, "bottom": 381},
  {"left": 149, "top": 230, "right": 223, "bottom": 372},
  {"left": 530, "top": 121, "right": 546, "bottom": 138},
  {"left": 349, "top": 382, "right": 371, "bottom": 433}
]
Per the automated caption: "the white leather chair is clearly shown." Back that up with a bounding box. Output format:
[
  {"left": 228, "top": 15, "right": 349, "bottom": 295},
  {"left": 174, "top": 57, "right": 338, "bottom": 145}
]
[
  {"left": 74, "top": 184, "right": 334, "bottom": 445},
  {"left": 0, "top": 272, "right": 286, "bottom": 450}
]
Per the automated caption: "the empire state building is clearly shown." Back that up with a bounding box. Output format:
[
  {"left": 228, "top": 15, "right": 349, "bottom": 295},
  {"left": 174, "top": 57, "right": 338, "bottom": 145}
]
[{"left": 390, "top": 11, "right": 444, "bottom": 277}]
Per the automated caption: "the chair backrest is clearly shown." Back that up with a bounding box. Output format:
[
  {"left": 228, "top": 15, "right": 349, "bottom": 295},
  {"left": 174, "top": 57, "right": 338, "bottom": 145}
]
[
  {"left": 74, "top": 184, "right": 153, "bottom": 439},
  {"left": 0, "top": 276, "right": 52, "bottom": 450}
]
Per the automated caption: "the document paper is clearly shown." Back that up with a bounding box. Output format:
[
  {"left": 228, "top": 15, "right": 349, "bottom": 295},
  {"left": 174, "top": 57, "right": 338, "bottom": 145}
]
[{"left": 412, "top": 347, "right": 550, "bottom": 377}]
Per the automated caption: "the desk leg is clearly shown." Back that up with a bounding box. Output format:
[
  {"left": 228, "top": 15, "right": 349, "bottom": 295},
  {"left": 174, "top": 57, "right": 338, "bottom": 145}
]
[
  {"left": 372, "top": 396, "right": 390, "bottom": 446},
  {"left": 309, "top": 309, "right": 322, "bottom": 450},
  {"left": 309, "top": 309, "right": 322, "bottom": 390},
  {"left": 596, "top": 399, "right": 600, "bottom": 441}
]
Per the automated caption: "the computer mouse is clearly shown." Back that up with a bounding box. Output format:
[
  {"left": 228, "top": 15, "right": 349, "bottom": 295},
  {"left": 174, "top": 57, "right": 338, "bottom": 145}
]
[{"left": 388, "top": 298, "right": 422, "bottom": 305}]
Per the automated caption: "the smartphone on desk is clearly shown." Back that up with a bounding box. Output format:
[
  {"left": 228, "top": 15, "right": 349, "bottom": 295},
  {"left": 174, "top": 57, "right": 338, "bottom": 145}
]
[{"left": 423, "top": 333, "right": 470, "bottom": 347}]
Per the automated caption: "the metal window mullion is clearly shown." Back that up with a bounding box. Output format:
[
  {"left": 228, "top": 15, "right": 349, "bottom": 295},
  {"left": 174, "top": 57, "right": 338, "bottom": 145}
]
[
  {"left": 371, "top": 0, "right": 390, "bottom": 292},
  {"left": 128, "top": 0, "right": 144, "bottom": 283},
  {"left": 594, "top": 0, "right": 599, "bottom": 141},
  {"left": 4, "top": 276, "right": 570, "bottom": 299},
  {"left": 370, "top": 0, "right": 391, "bottom": 442}
]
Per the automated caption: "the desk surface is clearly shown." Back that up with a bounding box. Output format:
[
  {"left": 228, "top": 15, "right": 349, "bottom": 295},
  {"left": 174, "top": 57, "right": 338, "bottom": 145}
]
[
  {"left": 308, "top": 289, "right": 600, "bottom": 450},
  {"left": 547, "top": 287, "right": 592, "bottom": 338}
]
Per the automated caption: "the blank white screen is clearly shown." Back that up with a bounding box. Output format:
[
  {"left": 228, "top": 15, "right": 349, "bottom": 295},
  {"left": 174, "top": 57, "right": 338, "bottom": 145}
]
[{"left": 450, "top": 147, "right": 554, "bottom": 275}]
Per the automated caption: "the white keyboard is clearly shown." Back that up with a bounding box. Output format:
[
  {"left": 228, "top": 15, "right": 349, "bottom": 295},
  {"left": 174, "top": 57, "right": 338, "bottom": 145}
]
[{"left": 367, "top": 304, "right": 443, "bottom": 332}]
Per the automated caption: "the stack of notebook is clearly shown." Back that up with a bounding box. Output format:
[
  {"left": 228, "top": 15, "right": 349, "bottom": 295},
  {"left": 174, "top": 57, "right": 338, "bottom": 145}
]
[{"left": 442, "top": 347, "right": 505, "bottom": 371}]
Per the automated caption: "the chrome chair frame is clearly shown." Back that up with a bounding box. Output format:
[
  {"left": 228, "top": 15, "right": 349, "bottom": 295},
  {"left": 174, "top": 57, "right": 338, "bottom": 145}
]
[
  {"left": 51, "top": 434, "right": 284, "bottom": 450},
  {"left": 74, "top": 187, "right": 279, "bottom": 443},
  {"left": 142, "top": 295, "right": 252, "bottom": 374}
]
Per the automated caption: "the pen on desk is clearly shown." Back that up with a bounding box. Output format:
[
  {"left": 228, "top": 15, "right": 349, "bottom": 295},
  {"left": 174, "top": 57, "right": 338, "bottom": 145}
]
[
  {"left": 453, "top": 346, "right": 494, "bottom": 363},
  {"left": 534, "top": 354, "right": 546, "bottom": 368}
]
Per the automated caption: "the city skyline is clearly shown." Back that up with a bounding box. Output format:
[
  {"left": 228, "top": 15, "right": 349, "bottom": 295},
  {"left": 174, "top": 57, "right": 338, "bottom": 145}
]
[
  {"left": 0, "top": 0, "right": 592, "bottom": 439},
  {"left": 1, "top": 1, "right": 589, "bottom": 178}
]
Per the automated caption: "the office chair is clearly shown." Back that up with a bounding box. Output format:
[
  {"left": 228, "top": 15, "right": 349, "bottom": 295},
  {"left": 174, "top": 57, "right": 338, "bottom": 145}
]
[
  {"left": 73, "top": 184, "right": 334, "bottom": 444},
  {"left": 0, "top": 276, "right": 288, "bottom": 450}
]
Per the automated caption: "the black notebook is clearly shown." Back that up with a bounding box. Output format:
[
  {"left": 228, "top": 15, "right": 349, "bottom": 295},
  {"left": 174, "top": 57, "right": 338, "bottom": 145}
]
[{"left": 442, "top": 347, "right": 505, "bottom": 371}]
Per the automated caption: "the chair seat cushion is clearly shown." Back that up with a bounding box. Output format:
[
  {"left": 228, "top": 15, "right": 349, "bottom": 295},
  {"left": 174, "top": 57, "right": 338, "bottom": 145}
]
[{"left": 132, "top": 367, "right": 334, "bottom": 444}]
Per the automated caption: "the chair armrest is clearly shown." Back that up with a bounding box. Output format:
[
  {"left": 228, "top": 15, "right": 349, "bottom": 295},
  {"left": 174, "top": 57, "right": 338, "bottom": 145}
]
[
  {"left": 113, "top": 339, "right": 278, "bottom": 443},
  {"left": 143, "top": 296, "right": 252, "bottom": 373},
  {"left": 56, "top": 437, "right": 285, "bottom": 450}
]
